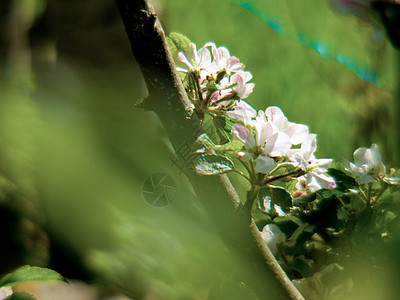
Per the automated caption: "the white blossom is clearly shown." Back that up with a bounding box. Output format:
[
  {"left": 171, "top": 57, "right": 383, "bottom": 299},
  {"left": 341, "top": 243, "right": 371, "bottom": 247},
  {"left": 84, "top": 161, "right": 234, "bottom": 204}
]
[
  {"left": 225, "top": 100, "right": 257, "bottom": 124},
  {"left": 265, "top": 106, "right": 309, "bottom": 145},
  {"left": 231, "top": 114, "right": 291, "bottom": 174},
  {"left": 204, "top": 42, "right": 244, "bottom": 74},
  {"left": 289, "top": 134, "right": 336, "bottom": 192},
  {"left": 177, "top": 43, "right": 214, "bottom": 78},
  {"left": 261, "top": 224, "right": 285, "bottom": 254}
]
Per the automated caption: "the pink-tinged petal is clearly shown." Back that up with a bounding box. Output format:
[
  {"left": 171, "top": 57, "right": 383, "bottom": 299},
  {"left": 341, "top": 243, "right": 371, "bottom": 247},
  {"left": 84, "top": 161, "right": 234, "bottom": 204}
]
[
  {"left": 231, "top": 72, "right": 244, "bottom": 84},
  {"left": 240, "top": 83, "right": 255, "bottom": 99},
  {"left": 231, "top": 73, "right": 245, "bottom": 94},
  {"left": 286, "top": 123, "right": 309, "bottom": 145},
  {"left": 226, "top": 100, "right": 257, "bottom": 124},
  {"left": 232, "top": 124, "right": 255, "bottom": 148},
  {"left": 227, "top": 56, "right": 244, "bottom": 73},
  {"left": 238, "top": 70, "right": 253, "bottom": 82},
  {"left": 217, "top": 47, "right": 230, "bottom": 66},
  {"left": 264, "top": 132, "right": 291, "bottom": 157},
  {"left": 254, "top": 155, "right": 275, "bottom": 174}
]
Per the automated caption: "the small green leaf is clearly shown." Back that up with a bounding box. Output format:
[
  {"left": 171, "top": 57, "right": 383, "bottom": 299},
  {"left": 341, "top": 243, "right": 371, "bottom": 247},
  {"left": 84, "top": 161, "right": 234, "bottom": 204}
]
[
  {"left": 284, "top": 223, "right": 316, "bottom": 256},
  {"left": 168, "top": 32, "right": 192, "bottom": 53},
  {"left": 4, "top": 292, "right": 37, "bottom": 300},
  {"left": 195, "top": 133, "right": 215, "bottom": 149},
  {"left": 0, "top": 266, "right": 67, "bottom": 287},
  {"left": 293, "top": 192, "right": 317, "bottom": 205},
  {"left": 213, "top": 116, "right": 235, "bottom": 136},
  {"left": 195, "top": 155, "right": 234, "bottom": 175},
  {"left": 166, "top": 37, "right": 177, "bottom": 55},
  {"left": 214, "top": 140, "right": 244, "bottom": 152},
  {"left": 327, "top": 168, "right": 358, "bottom": 191},
  {"left": 289, "top": 256, "right": 313, "bottom": 278},
  {"left": 273, "top": 215, "right": 302, "bottom": 237},
  {"left": 258, "top": 186, "right": 293, "bottom": 212}
]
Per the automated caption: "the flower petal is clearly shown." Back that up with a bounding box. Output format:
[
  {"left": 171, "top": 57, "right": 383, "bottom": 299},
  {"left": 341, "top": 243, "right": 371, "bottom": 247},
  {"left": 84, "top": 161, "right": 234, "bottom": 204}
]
[
  {"left": 231, "top": 124, "right": 255, "bottom": 148},
  {"left": 254, "top": 155, "right": 275, "bottom": 174},
  {"left": 264, "top": 132, "right": 291, "bottom": 157},
  {"left": 286, "top": 123, "right": 309, "bottom": 145}
]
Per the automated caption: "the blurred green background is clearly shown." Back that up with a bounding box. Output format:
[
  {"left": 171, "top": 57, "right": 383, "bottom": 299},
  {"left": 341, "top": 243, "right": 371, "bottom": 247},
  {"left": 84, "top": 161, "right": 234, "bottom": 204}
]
[{"left": 0, "top": 0, "right": 398, "bottom": 299}]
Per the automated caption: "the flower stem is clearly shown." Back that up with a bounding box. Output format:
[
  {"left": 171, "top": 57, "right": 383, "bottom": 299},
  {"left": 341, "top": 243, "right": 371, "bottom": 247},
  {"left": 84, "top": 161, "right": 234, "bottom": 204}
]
[
  {"left": 366, "top": 182, "right": 373, "bottom": 207},
  {"left": 375, "top": 182, "right": 388, "bottom": 203},
  {"left": 231, "top": 168, "right": 252, "bottom": 183},
  {"left": 264, "top": 168, "right": 304, "bottom": 185}
]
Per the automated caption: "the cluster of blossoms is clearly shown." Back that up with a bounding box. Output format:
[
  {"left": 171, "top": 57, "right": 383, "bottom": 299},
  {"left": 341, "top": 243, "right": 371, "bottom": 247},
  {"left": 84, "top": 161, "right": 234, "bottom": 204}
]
[
  {"left": 177, "top": 42, "right": 336, "bottom": 194},
  {"left": 175, "top": 39, "right": 400, "bottom": 260},
  {"left": 230, "top": 106, "right": 337, "bottom": 193},
  {"left": 176, "top": 42, "right": 255, "bottom": 119}
]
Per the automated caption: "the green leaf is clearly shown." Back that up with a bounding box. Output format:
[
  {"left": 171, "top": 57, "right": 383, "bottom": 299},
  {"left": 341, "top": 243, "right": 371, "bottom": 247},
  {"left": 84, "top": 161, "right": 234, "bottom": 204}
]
[
  {"left": 273, "top": 215, "right": 302, "bottom": 237},
  {"left": 195, "top": 155, "right": 234, "bottom": 175},
  {"left": 166, "top": 37, "right": 177, "bottom": 55},
  {"left": 258, "top": 186, "right": 292, "bottom": 212},
  {"left": 195, "top": 133, "right": 215, "bottom": 149},
  {"left": 284, "top": 223, "right": 316, "bottom": 256},
  {"left": 0, "top": 266, "right": 67, "bottom": 287},
  {"left": 289, "top": 256, "right": 313, "bottom": 278},
  {"left": 168, "top": 32, "right": 192, "bottom": 53},
  {"left": 214, "top": 140, "right": 244, "bottom": 153},
  {"left": 212, "top": 116, "right": 235, "bottom": 140},
  {"left": 327, "top": 168, "right": 358, "bottom": 191},
  {"left": 252, "top": 209, "right": 272, "bottom": 230},
  {"left": 4, "top": 292, "right": 37, "bottom": 300},
  {"left": 293, "top": 192, "right": 317, "bottom": 206}
]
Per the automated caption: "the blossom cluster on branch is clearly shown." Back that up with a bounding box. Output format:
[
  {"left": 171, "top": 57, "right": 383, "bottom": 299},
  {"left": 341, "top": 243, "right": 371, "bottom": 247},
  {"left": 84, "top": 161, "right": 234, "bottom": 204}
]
[{"left": 168, "top": 32, "right": 400, "bottom": 298}]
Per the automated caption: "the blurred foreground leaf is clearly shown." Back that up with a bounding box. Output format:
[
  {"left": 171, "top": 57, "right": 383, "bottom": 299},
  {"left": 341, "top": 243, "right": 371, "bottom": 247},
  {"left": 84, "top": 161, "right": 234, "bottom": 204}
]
[{"left": 0, "top": 266, "right": 66, "bottom": 287}]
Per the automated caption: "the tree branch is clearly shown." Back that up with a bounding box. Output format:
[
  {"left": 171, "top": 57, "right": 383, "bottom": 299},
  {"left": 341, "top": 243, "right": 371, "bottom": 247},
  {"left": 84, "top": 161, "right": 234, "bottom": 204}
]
[{"left": 114, "top": 0, "right": 304, "bottom": 299}]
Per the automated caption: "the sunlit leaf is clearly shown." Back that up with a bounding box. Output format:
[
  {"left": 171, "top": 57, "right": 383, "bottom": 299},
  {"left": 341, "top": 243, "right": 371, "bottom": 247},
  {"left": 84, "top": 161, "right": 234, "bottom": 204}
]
[
  {"left": 195, "top": 155, "right": 234, "bottom": 175},
  {"left": 168, "top": 32, "right": 192, "bottom": 54}
]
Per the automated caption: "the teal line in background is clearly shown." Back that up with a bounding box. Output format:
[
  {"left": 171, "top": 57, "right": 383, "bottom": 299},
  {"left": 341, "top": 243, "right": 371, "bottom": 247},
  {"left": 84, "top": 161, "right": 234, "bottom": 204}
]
[{"left": 237, "top": 2, "right": 378, "bottom": 85}]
